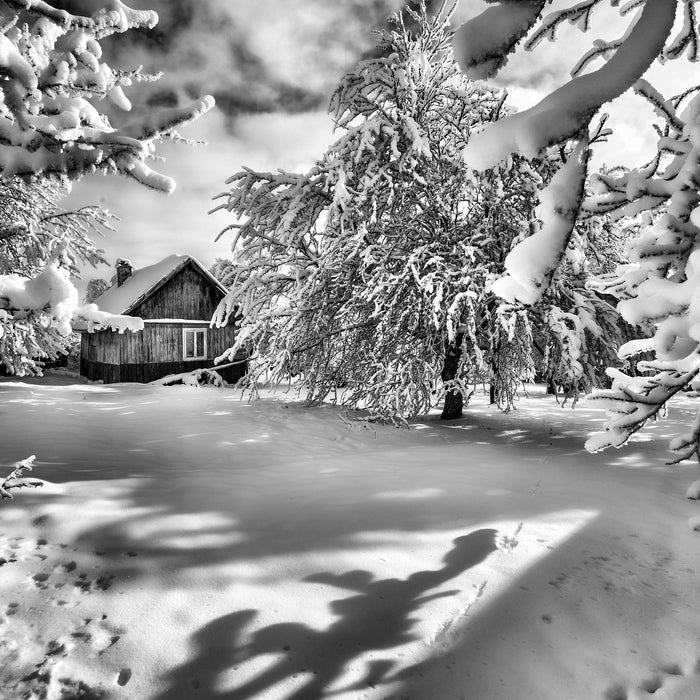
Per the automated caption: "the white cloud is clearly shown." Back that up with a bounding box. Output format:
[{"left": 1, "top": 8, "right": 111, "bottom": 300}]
[
  {"left": 68, "top": 107, "right": 335, "bottom": 293},
  {"left": 66, "top": 0, "right": 698, "bottom": 297}
]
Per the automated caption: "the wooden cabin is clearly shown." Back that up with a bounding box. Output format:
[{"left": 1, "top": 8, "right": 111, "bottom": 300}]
[{"left": 80, "top": 254, "right": 245, "bottom": 384}]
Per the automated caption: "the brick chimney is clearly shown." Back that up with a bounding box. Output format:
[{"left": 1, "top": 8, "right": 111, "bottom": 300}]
[{"left": 116, "top": 258, "right": 133, "bottom": 287}]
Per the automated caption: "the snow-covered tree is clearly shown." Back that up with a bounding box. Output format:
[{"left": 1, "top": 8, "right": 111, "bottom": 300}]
[
  {"left": 209, "top": 258, "right": 238, "bottom": 286},
  {"left": 1, "top": 178, "right": 111, "bottom": 278},
  {"left": 451, "top": 2, "right": 700, "bottom": 479},
  {"left": 84, "top": 277, "right": 110, "bottom": 305},
  {"left": 213, "top": 4, "right": 627, "bottom": 420},
  {"left": 582, "top": 86, "right": 700, "bottom": 463},
  {"left": 0, "top": 0, "right": 213, "bottom": 191},
  {"left": 0, "top": 0, "right": 214, "bottom": 375}
]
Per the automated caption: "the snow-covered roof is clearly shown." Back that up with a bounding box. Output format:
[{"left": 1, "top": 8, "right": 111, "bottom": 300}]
[{"left": 95, "top": 254, "right": 227, "bottom": 315}]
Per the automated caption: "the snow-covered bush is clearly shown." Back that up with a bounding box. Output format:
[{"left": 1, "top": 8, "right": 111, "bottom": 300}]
[
  {"left": 0, "top": 455, "right": 42, "bottom": 500},
  {"left": 0, "top": 246, "right": 142, "bottom": 375},
  {"left": 0, "top": 0, "right": 214, "bottom": 375},
  {"left": 213, "top": 4, "right": 627, "bottom": 420},
  {"left": 452, "top": 2, "right": 700, "bottom": 476}
]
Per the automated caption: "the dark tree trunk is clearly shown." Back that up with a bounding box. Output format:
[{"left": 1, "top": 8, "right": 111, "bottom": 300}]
[
  {"left": 547, "top": 379, "right": 557, "bottom": 395},
  {"left": 441, "top": 333, "right": 464, "bottom": 420},
  {"left": 489, "top": 349, "right": 499, "bottom": 405}
]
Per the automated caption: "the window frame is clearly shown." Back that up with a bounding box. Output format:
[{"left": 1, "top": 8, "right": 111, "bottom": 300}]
[{"left": 182, "top": 327, "right": 208, "bottom": 361}]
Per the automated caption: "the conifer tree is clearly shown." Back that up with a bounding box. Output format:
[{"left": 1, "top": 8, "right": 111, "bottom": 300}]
[
  {"left": 0, "top": 0, "right": 214, "bottom": 375},
  {"left": 451, "top": 1, "right": 700, "bottom": 488},
  {"left": 214, "top": 4, "right": 627, "bottom": 420}
]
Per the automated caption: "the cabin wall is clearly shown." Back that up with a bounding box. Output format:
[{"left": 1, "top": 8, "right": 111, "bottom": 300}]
[
  {"left": 81, "top": 329, "right": 121, "bottom": 364},
  {"left": 80, "top": 323, "right": 245, "bottom": 384},
  {"left": 130, "top": 264, "right": 224, "bottom": 321},
  {"left": 80, "top": 330, "right": 121, "bottom": 382}
]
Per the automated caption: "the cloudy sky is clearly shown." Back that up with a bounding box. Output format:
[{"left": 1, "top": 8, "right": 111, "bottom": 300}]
[{"left": 62, "top": 0, "right": 695, "bottom": 289}]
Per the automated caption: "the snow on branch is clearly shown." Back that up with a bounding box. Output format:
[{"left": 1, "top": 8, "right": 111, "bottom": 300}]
[
  {"left": 3, "top": 0, "right": 158, "bottom": 36},
  {"left": 0, "top": 257, "right": 78, "bottom": 335},
  {"left": 1, "top": 455, "right": 43, "bottom": 500},
  {"left": 0, "top": 253, "right": 140, "bottom": 336},
  {"left": 664, "top": 0, "right": 699, "bottom": 61},
  {"left": 452, "top": 1, "right": 546, "bottom": 79},
  {"left": 460, "top": 0, "right": 676, "bottom": 170},
  {"left": 0, "top": 1, "right": 213, "bottom": 192},
  {"left": 583, "top": 85, "right": 700, "bottom": 474},
  {"left": 492, "top": 138, "right": 589, "bottom": 304},
  {"left": 525, "top": 0, "right": 606, "bottom": 52}
]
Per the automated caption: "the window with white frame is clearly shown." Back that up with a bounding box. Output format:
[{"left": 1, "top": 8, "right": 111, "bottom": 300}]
[{"left": 183, "top": 328, "right": 207, "bottom": 360}]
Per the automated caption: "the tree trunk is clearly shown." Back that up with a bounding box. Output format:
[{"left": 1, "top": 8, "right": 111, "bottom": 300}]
[
  {"left": 489, "top": 342, "right": 500, "bottom": 405},
  {"left": 441, "top": 333, "right": 464, "bottom": 420}
]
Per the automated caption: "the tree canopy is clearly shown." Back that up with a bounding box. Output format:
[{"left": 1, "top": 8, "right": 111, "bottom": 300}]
[{"left": 213, "top": 5, "right": 629, "bottom": 420}]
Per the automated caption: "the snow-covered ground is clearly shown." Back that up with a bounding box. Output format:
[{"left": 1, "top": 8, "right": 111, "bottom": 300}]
[{"left": 1, "top": 375, "right": 699, "bottom": 700}]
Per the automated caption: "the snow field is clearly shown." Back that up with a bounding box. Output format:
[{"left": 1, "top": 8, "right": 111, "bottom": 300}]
[{"left": 0, "top": 378, "right": 699, "bottom": 699}]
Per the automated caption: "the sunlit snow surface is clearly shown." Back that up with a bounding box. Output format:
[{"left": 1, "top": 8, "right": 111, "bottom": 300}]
[{"left": 1, "top": 375, "right": 699, "bottom": 699}]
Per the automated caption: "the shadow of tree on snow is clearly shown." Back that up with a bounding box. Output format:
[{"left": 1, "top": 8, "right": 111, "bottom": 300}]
[{"left": 153, "top": 528, "right": 498, "bottom": 699}]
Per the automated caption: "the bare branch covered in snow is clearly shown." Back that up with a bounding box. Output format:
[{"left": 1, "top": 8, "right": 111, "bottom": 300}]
[{"left": 0, "top": 455, "right": 43, "bottom": 500}]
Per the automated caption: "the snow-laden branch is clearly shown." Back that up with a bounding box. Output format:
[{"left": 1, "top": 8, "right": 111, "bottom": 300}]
[
  {"left": 3, "top": 0, "right": 158, "bottom": 36},
  {"left": 0, "top": 258, "right": 142, "bottom": 334},
  {"left": 0, "top": 455, "right": 43, "bottom": 500},
  {"left": 492, "top": 138, "right": 589, "bottom": 304},
  {"left": 584, "top": 87, "right": 700, "bottom": 471},
  {"left": 452, "top": 0, "right": 546, "bottom": 80},
  {"left": 0, "top": 1, "right": 214, "bottom": 192},
  {"left": 459, "top": 0, "right": 676, "bottom": 170}
]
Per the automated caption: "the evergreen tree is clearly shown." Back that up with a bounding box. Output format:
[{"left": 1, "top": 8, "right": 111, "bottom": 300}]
[
  {"left": 84, "top": 278, "right": 110, "bottom": 305},
  {"left": 0, "top": 1, "right": 214, "bottom": 375},
  {"left": 214, "top": 4, "right": 627, "bottom": 420},
  {"left": 451, "top": 1, "right": 700, "bottom": 488}
]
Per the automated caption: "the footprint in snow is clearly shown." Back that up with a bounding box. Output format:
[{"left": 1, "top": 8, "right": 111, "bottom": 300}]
[
  {"left": 74, "top": 573, "right": 92, "bottom": 593},
  {"left": 95, "top": 574, "right": 115, "bottom": 591},
  {"left": 605, "top": 657, "right": 700, "bottom": 698},
  {"left": 639, "top": 674, "right": 663, "bottom": 693},
  {"left": 659, "top": 662, "right": 683, "bottom": 676},
  {"left": 31, "top": 514, "right": 51, "bottom": 528},
  {"left": 62, "top": 616, "right": 126, "bottom": 657},
  {"left": 116, "top": 668, "right": 132, "bottom": 686},
  {"left": 604, "top": 682, "right": 627, "bottom": 700},
  {"left": 31, "top": 572, "right": 51, "bottom": 590}
]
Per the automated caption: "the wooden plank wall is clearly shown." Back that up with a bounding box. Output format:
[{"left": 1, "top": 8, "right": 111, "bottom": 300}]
[
  {"left": 80, "top": 330, "right": 120, "bottom": 364},
  {"left": 120, "top": 324, "right": 180, "bottom": 364},
  {"left": 131, "top": 264, "right": 224, "bottom": 320},
  {"left": 80, "top": 323, "right": 244, "bottom": 384}
]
